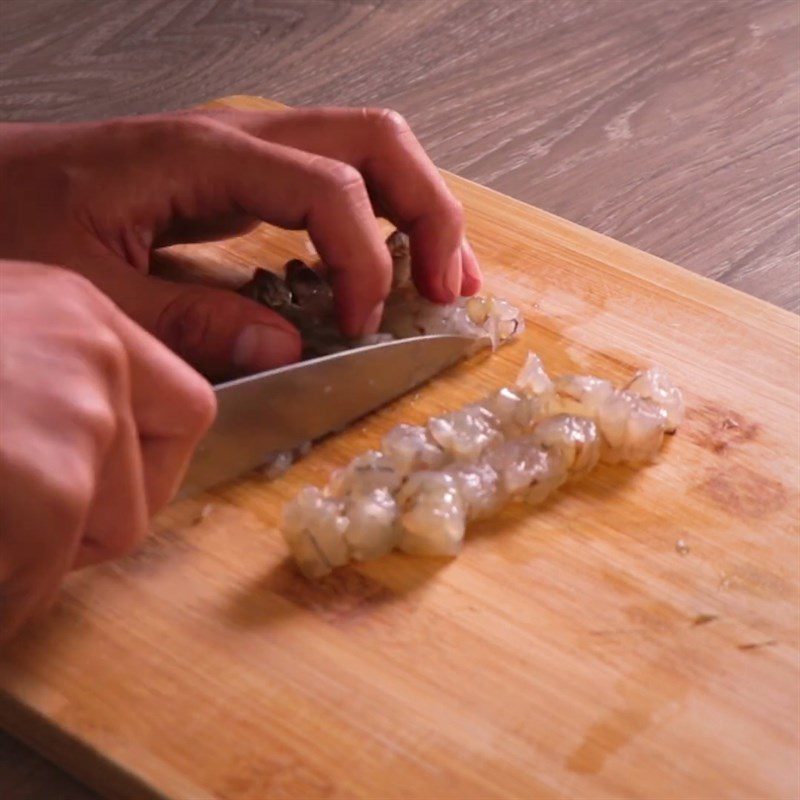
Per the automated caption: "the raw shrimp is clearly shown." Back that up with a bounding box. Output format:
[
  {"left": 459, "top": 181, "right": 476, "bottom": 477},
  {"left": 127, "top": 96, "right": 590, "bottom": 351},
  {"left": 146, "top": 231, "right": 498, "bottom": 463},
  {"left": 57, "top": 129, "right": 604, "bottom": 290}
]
[
  {"left": 280, "top": 353, "right": 683, "bottom": 577},
  {"left": 242, "top": 228, "right": 526, "bottom": 485},
  {"left": 520, "top": 354, "right": 685, "bottom": 464},
  {"left": 240, "top": 229, "right": 525, "bottom": 358}
]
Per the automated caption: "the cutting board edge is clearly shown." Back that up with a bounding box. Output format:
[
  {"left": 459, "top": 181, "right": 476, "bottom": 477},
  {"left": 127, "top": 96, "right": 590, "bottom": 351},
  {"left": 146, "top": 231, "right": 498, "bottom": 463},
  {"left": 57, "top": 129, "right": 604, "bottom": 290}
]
[{"left": 0, "top": 688, "right": 177, "bottom": 800}]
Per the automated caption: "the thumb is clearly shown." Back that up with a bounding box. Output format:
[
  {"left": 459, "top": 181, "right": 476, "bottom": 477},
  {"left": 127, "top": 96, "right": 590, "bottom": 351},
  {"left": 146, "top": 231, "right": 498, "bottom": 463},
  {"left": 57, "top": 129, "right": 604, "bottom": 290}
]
[
  {"left": 112, "top": 270, "right": 301, "bottom": 382},
  {"left": 150, "top": 278, "right": 301, "bottom": 381}
]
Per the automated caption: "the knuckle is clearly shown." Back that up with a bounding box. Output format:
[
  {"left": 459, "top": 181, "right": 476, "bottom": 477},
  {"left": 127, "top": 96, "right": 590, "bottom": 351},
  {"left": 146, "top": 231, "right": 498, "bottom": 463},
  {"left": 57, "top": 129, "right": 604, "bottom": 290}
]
[
  {"left": 166, "top": 113, "right": 221, "bottom": 142},
  {"left": 87, "top": 326, "right": 128, "bottom": 381},
  {"left": 96, "top": 116, "right": 183, "bottom": 161},
  {"left": 89, "top": 402, "right": 118, "bottom": 445},
  {"left": 65, "top": 337, "right": 124, "bottom": 445},
  {"left": 313, "top": 160, "right": 373, "bottom": 218},
  {"left": 367, "top": 107, "right": 411, "bottom": 139},
  {"left": 170, "top": 115, "right": 235, "bottom": 155},
  {"left": 439, "top": 195, "right": 465, "bottom": 237},
  {"left": 112, "top": 114, "right": 224, "bottom": 156},
  {"left": 50, "top": 463, "right": 95, "bottom": 535},
  {"left": 444, "top": 194, "right": 464, "bottom": 223},
  {"left": 317, "top": 158, "right": 365, "bottom": 195},
  {"left": 74, "top": 391, "right": 118, "bottom": 450}
]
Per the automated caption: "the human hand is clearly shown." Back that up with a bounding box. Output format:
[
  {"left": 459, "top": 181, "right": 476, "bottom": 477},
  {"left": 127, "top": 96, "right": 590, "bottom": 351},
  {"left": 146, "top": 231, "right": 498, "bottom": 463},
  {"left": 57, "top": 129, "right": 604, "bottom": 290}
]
[
  {"left": 0, "top": 107, "right": 481, "bottom": 381},
  {"left": 0, "top": 260, "right": 215, "bottom": 643}
]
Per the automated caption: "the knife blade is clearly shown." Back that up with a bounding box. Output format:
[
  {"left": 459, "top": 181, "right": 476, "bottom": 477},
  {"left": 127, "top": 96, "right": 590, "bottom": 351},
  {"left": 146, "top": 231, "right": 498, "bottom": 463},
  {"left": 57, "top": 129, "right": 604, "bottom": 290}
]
[{"left": 179, "top": 334, "right": 477, "bottom": 497}]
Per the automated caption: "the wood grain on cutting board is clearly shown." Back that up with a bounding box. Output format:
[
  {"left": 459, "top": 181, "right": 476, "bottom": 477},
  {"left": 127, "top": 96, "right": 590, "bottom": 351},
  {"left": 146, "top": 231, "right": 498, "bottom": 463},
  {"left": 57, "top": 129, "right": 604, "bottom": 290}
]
[{"left": 1, "top": 95, "right": 798, "bottom": 800}]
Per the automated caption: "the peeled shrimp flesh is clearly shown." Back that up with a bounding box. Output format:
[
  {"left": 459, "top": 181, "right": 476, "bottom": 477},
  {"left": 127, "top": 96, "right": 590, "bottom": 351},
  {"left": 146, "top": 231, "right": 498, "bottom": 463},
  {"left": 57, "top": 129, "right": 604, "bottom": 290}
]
[{"left": 280, "top": 353, "right": 683, "bottom": 577}]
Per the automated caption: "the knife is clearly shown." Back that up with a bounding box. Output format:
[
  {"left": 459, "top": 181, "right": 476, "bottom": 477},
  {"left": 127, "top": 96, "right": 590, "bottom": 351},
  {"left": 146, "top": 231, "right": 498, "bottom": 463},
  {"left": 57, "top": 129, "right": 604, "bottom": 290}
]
[{"left": 179, "top": 334, "right": 477, "bottom": 497}]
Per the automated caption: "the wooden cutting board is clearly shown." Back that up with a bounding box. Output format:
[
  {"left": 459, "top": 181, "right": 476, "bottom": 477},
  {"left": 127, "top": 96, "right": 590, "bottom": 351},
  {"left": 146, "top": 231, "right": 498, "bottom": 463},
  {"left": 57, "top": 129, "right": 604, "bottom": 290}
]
[{"left": 1, "top": 95, "right": 798, "bottom": 800}]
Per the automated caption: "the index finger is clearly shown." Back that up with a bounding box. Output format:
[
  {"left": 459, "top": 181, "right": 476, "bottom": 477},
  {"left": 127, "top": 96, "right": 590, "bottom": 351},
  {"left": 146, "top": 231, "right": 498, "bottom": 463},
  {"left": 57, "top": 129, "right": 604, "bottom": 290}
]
[
  {"left": 199, "top": 107, "right": 482, "bottom": 301},
  {"left": 76, "top": 115, "right": 394, "bottom": 339}
]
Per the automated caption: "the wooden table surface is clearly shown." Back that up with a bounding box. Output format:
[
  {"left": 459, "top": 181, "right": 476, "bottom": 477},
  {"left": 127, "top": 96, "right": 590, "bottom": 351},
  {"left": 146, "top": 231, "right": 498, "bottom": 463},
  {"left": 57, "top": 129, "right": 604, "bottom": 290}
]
[{"left": 0, "top": 1, "right": 797, "bottom": 797}]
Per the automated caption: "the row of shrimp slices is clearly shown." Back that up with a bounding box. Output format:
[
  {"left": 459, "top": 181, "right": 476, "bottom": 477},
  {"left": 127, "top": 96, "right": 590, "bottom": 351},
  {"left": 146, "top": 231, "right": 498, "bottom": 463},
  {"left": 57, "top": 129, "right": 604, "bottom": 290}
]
[{"left": 281, "top": 353, "right": 683, "bottom": 578}]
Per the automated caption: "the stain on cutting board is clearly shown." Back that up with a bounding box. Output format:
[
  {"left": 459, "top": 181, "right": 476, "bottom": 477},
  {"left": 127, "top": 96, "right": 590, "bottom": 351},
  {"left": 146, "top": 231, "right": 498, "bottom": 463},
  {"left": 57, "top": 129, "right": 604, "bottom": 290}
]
[
  {"left": 700, "top": 464, "right": 787, "bottom": 519},
  {"left": 685, "top": 403, "right": 761, "bottom": 454},
  {"left": 262, "top": 561, "right": 394, "bottom": 627},
  {"left": 566, "top": 659, "right": 688, "bottom": 775}
]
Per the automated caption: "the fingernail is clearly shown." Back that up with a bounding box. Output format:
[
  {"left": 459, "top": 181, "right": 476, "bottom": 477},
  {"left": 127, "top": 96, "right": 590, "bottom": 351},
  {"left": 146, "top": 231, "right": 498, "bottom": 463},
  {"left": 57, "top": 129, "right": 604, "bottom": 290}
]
[
  {"left": 361, "top": 302, "right": 384, "bottom": 336},
  {"left": 443, "top": 250, "right": 462, "bottom": 301},
  {"left": 233, "top": 324, "right": 300, "bottom": 372}
]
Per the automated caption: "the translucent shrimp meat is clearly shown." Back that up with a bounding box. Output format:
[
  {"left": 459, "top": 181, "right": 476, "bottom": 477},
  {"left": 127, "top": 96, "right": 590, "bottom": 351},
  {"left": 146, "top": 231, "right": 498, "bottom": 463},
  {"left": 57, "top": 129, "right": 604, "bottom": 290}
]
[{"left": 280, "top": 353, "right": 683, "bottom": 577}]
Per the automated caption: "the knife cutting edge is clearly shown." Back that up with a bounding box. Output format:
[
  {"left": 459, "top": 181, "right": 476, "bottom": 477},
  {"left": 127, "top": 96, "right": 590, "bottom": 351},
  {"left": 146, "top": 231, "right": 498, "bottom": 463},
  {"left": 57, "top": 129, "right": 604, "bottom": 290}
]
[{"left": 179, "top": 334, "right": 477, "bottom": 498}]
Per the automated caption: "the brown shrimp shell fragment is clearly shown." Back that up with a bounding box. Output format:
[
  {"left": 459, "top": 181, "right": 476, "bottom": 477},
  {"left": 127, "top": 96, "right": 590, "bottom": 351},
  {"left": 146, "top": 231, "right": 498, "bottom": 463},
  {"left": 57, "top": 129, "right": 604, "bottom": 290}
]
[
  {"left": 285, "top": 259, "right": 334, "bottom": 316},
  {"left": 239, "top": 268, "right": 292, "bottom": 310}
]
